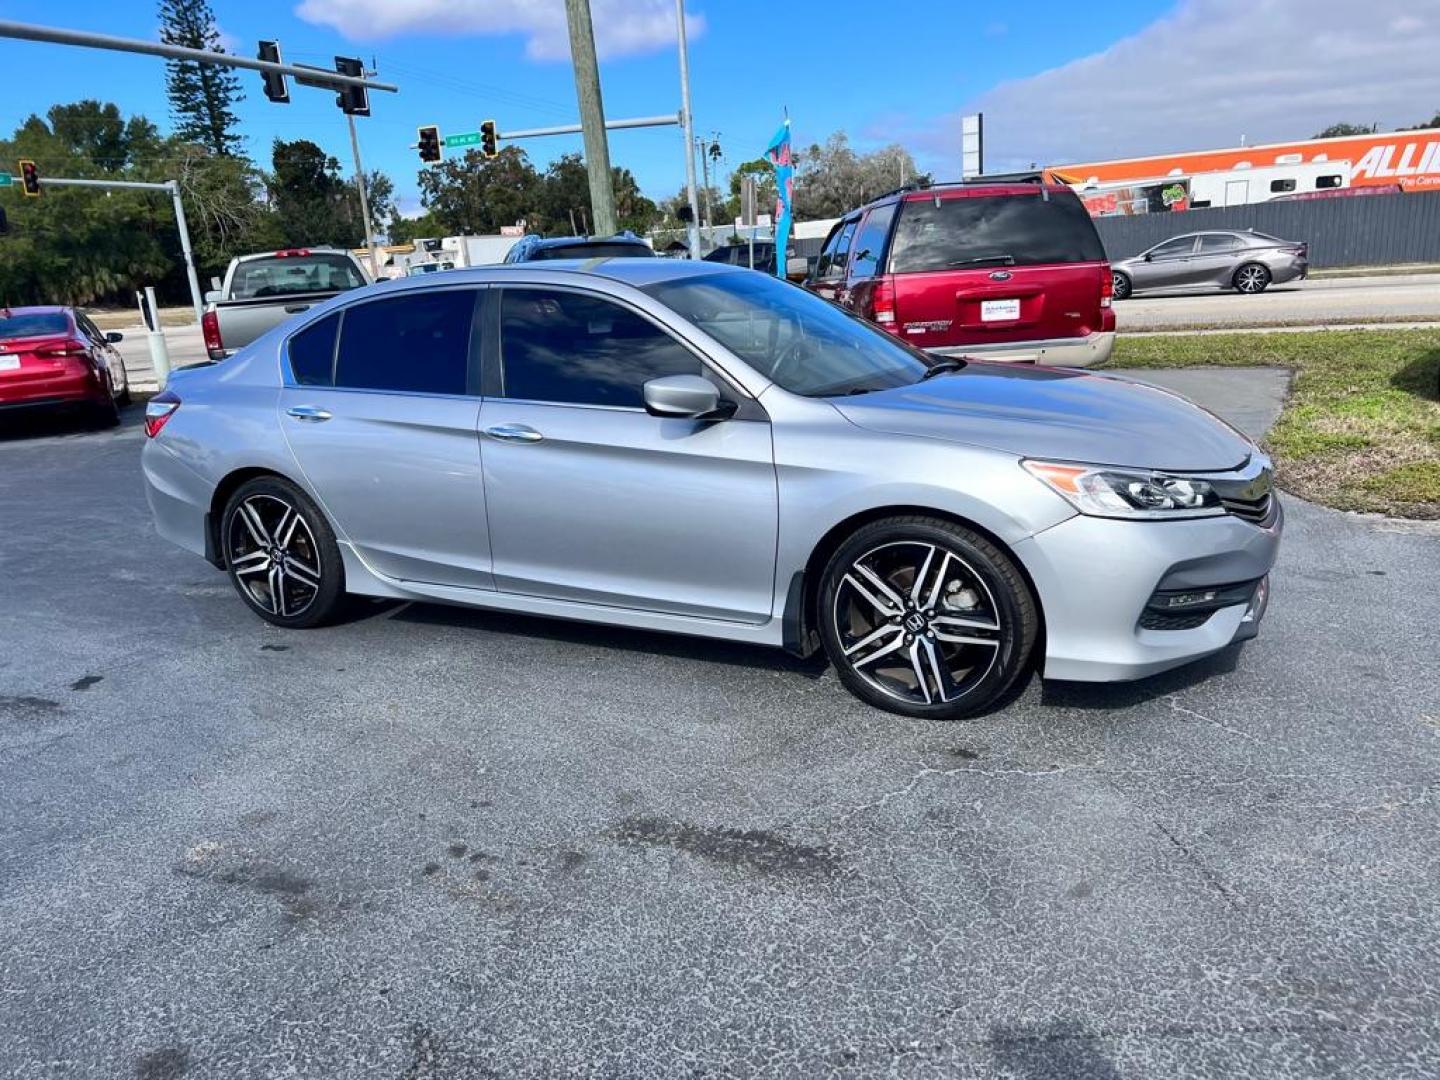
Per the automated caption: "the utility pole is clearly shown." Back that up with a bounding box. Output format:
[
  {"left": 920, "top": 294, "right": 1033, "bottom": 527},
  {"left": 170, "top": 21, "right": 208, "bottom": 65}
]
[
  {"left": 696, "top": 137, "right": 713, "bottom": 231},
  {"left": 674, "top": 0, "right": 701, "bottom": 258},
  {"left": 563, "top": 0, "right": 617, "bottom": 237},
  {"left": 347, "top": 111, "right": 379, "bottom": 279}
]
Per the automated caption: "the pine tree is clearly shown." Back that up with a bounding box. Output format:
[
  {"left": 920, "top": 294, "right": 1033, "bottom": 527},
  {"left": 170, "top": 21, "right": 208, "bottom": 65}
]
[{"left": 158, "top": 0, "right": 244, "bottom": 157}]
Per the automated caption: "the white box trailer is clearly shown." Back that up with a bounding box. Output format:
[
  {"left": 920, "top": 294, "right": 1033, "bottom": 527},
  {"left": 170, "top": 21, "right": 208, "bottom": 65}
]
[{"left": 440, "top": 234, "right": 520, "bottom": 267}]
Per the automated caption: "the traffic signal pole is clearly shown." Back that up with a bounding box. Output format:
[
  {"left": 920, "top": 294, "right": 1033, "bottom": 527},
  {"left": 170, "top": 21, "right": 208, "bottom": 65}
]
[{"left": 39, "top": 176, "right": 204, "bottom": 325}]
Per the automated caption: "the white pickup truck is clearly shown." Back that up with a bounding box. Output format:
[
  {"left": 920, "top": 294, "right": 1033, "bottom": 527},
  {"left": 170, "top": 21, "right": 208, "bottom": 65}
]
[{"left": 201, "top": 248, "right": 370, "bottom": 361}]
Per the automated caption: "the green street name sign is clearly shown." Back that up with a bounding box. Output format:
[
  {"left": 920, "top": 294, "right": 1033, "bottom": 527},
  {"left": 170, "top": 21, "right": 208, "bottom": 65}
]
[
  {"left": 0, "top": 173, "right": 13, "bottom": 187},
  {"left": 444, "top": 131, "right": 481, "bottom": 148}
]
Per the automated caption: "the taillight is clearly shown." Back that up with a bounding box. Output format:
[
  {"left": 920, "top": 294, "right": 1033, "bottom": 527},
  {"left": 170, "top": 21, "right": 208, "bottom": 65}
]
[
  {"left": 871, "top": 279, "right": 899, "bottom": 332},
  {"left": 201, "top": 309, "right": 223, "bottom": 357},
  {"left": 1100, "top": 263, "right": 1114, "bottom": 308},
  {"left": 144, "top": 391, "right": 180, "bottom": 438},
  {"left": 37, "top": 341, "right": 88, "bottom": 358}
]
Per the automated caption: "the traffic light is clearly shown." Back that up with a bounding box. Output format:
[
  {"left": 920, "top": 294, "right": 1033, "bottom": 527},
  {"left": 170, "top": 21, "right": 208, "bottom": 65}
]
[
  {"left": 258, "top": 40, "right": 290, "bottom": 104},
  {"left": 18, "top": 159, "right": 40, "bottom": 197},
  {"left": 335, "top": 56, "right": 370, "bottom": 117},
  {"left": 480, "top": 119, "right": 498, "bottom": 159},
  {"left": 417, "top": 126, "right": 441, "bottom": 164}
]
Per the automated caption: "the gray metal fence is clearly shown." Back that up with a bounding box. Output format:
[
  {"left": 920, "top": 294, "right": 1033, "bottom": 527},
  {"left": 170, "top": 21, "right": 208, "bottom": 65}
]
[{"left": 1092, "top": 190, "right": 1440, "bottom": 267}]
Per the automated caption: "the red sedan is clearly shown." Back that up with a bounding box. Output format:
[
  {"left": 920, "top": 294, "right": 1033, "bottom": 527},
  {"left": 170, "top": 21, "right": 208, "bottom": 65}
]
[{"left": 0, "top": 306, "right": 131, "bottom": 427}]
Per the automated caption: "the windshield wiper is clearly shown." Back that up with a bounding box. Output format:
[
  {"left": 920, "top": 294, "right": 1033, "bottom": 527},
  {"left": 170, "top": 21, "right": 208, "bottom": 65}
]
[
  {"left": 920, "top": 358, "right": 968, "bottom": 380},
  {"left": 945, "top": 254, "right": 1016, "bottom": 268}
]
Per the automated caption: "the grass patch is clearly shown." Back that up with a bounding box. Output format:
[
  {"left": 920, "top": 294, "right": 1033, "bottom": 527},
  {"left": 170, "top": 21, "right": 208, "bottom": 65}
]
[{"left": 1108, "top": 329, "right": 1440, "bottom": 518}]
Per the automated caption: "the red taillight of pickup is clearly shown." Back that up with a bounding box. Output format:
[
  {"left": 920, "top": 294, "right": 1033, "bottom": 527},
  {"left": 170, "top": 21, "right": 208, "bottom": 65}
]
[
  {"left": 201, "top": 309, "right": 223, "bottom": 358},
  {"left": 144, "top": 390, "right": 181, "bottom": 438}
]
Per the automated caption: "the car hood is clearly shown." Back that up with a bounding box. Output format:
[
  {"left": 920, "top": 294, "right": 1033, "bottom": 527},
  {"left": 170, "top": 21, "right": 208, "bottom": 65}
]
[{"left": 832, "top": 362, "right": 1253, "bottom": 471}]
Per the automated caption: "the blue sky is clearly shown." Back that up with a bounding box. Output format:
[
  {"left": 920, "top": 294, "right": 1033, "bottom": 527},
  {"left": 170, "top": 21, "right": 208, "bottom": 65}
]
[{"left": 1, "top": 0, "right": 1434, "bottom": 217}]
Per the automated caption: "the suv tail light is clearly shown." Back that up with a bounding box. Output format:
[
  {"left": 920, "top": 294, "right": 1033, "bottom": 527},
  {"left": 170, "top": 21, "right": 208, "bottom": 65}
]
[
  {"left": 1100, "top": 263, "right": 1114, "bottom": 308},
  {"left": 201, "top": 309, "right": 223, "bottom": 357},
  {"left": 871, "top": 279, "right": 899, "bottom": 332},
  {"left": 144, "top": 390, "right": 181, "bottom": 438}
]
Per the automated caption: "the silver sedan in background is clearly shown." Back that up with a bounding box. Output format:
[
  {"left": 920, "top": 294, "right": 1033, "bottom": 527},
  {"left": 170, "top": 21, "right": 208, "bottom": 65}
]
[
  {"left": 142, "top": 260, "right": 1281, "bottom": 721},
  {"left": 1111, "top": 230, "right": 1309, "bottom": 299}
]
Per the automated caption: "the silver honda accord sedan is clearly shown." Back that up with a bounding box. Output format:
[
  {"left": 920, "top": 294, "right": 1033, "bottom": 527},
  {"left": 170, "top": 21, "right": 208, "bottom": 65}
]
[{"left": 142, "top": 259, "right": 1281, "bottom": 721}]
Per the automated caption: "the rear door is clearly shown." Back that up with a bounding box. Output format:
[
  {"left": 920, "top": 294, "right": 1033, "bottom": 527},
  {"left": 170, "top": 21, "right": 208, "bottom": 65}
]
[
  {"left": 884, "top": 189, "right": 1109, "bottom": 352},
  {"left": 1186, "top": 233, "right": 1245, "bottom": 287},
  {"left": 278, "top": 287, "right": 494, "bottom": 590}
]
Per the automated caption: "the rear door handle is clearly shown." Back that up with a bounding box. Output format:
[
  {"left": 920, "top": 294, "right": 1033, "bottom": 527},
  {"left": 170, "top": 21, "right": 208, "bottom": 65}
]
[
  {"left": 286, "top": 405, "right": 332, "bottom": 422},
  {"left": 284, "top": 304, "right": 313, "bottom": 314},
  {"left": 484, "top": 423, "right": 543, "bottom": 444}
]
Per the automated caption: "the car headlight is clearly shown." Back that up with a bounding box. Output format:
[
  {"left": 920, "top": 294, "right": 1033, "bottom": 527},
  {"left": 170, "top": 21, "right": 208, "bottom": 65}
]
[{"left": 1022, "top": 460, "right": 1225, "bottom": 520}]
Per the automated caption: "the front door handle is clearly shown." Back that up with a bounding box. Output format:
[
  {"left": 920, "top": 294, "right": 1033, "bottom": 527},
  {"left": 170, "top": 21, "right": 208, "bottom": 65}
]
[
  {"left": 287, "top": 405, "right": 332, "bottom": 422},
  {"left": 484, "top": 423, "right": 543, "bottom": 444},
  {"left": 284, "top": 304, "right": 313, "bottom": 314}
]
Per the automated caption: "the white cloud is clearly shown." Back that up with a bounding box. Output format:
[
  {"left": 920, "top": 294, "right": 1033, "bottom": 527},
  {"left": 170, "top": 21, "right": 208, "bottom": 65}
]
[
  {"left": 293, "top": 0, "right": 704, "bottom": 60},
  {"left": 911, "top": 0, "right": 1439, "bottom": 173}
]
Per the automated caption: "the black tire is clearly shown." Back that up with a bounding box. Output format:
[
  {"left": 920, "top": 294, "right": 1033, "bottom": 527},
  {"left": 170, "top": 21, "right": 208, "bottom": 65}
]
[
  {"left": 114, "top": 361, "right": 132, "bottom": 407},
  {"left": 817, "top": 516, "right": 1039, "bottom": 721},
  {"left": 91, "top": 396, "right": 121, "bottom": 429},
  {"left": 221, "top": 476, "right": 346, "bottom": 629},
  {"left": 1233, "top": 263, "right": 1271, "bottom": 294},
  {"left": 1111, "top": 270, "right": 1132, "bottom": 301}
]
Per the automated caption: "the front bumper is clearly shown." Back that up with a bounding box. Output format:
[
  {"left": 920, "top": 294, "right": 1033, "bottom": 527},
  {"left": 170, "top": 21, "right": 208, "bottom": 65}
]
[
  {"left": 929, "top": 330, "right": 1115, "bottom": 368},
  {"left": 1014, "top": 498, "right": 1283, "bottom": 682}
]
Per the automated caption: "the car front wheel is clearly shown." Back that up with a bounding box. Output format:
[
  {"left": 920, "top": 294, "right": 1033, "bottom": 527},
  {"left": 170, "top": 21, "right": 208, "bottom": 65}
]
[
  {"left": 818, "top": 516, "right": 1039, "bottom": 720},
  {"left": 221, "top": 476, "right": 346, "bottom": 628}
]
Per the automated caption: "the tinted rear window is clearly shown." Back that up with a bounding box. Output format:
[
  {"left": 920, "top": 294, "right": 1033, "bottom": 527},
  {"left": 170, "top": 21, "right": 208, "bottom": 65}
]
[
  {"left": 0, "top": 312, "right": 69, "bottom": 339},
  {"left": 334, "top": 290, "right": 476, "bottom": 395},
  {"left": 529, "top": 242, "right": 653, "bottom": 261},
  {"left": 889, "top": 192, "right": 1105, "bottom": 273},
  {"left": 230, "top": 254, "right": 366, "bottom": 299}
]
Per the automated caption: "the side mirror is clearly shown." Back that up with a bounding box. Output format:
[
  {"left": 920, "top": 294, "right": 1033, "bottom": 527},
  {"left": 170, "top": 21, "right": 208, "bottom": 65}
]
[
  {"left": 1143, "top": 253, "right": 1153, "bottom": 262},
  {"left": 210, "top": 276, "right": 222, "bottom": 291},
  {"left": 643, "top": 374, "right": 734, "bottom": 420},
  {"left": 204, "top": 290, "right": 223, "bottom": 303},
  {"left": 785, "top": 256, "right": 810, "bottom": 280},
  {"left": 105, "top": 331, "right": 124, "bottom": 343}
]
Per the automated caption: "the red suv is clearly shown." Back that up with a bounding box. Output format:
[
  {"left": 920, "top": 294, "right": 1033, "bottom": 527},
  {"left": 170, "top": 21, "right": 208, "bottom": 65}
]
[{"left": 805, "top": 182, "right": 1114, "bottom": 366}]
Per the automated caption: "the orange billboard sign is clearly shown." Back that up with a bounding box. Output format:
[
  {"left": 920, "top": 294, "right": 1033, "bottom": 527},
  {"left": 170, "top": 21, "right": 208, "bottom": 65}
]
[{"left": 1049, "top": 129, "right": 1440, "bottom": 191}]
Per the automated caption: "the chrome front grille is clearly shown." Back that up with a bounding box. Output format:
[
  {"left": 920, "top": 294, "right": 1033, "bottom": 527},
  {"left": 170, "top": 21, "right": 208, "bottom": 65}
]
[
  {"left": 1207, "top": 456, "right": 1277, "bottom": 527},
  {"left": 1220, "top": 492, "right": 1274, "bottom": 525}
]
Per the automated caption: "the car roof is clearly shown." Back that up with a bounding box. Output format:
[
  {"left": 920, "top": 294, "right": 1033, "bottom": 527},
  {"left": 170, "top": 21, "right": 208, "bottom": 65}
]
[
  {"left": 314, "top": 257, "right": 741, "bottom": 301},
  {"left": 527, "top": 235, "right": 650, "bottom": 250},
  {"left": 843, "top": 181, "right": 1076, "bottom": 219}
]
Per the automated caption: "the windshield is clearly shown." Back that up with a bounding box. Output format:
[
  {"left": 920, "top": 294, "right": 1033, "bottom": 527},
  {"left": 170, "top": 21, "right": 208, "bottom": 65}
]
[
  {"left": 230, "top": 253, "right": 366, "bottom": 300},
  {"left": 0, "top": 312, "right": 70, "bottom": 339},
  {"left": 889, "top": 191, "right": 1105, "bottom": 273},
  {"left": 531, "top": 242, "right": 654, "bottom": 261},
  {"left": 645, "top": 270, "right": 932, "bottom": 397}
]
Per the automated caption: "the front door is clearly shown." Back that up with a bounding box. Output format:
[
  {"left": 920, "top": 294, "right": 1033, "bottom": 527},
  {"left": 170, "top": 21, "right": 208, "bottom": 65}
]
[
  {"left": 1131, "top": 235, "right": 1198, "bottom": 290},
  {"left": 478, "top": 286, "right": 778, "bottom": 624},
  {"left": 278, "top": 288, "right": 494, "bottom": 590}
]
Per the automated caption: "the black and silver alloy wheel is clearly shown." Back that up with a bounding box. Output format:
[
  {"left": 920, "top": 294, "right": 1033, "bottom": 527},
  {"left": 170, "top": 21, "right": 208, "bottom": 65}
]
[
  {"left": 228, "top": 494, "right": 323, "bottom": 618},
  {"left": 1111, "top": 270, "right": 1132, "bottom": 301},
  {"left": 1234, "top": 263, "right": 1271, "bottom": 294},
  {"left": 835, "top": 541, "right": 1002, "bottom": 706},
  {"left": 819, "top": 516, "right": 1039, "bottom": 720},
  {"left": 221, "top": 476, "right": 345, "bottom": 628}
]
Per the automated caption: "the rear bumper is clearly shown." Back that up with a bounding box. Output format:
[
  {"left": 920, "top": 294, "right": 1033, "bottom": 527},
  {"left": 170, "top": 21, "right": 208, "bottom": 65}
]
[
  {"left": 929, "top": 330, "right": 1114, "bottom": 368},
  {"left": 0, "top": 374, "right": 107, "bottom": 410}
]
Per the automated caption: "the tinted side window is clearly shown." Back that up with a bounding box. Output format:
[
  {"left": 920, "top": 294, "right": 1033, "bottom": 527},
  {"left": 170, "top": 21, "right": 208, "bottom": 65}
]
[
  {"left": 889, "top": 191, "right": 1105, "bottom": 272},
  {"left": 1150, "top": 237, "right": 1196, "bottom": 258},
  {"left": 500, "top": 288, "right": 700, "bottom": 408},
  {"left": 849, "top": 203, "right": 897, "bottom": 280},
  {"left": 1269, "top": 178, "right": 1297, "bottom": 193},
  {"left": 814, "top": 220, "right": 857, "bottom": 280},
  {"left": 1316, "top": 174, "right": 1343, "bottom": 189},
  {"left": 334, "top": 290, "right": 476, "bottom": 395},
  {"left": 1197, "top": 234, "right": 1242, "bottom": 253},
  {"left": 288, "top": 312, "right": 339, "bottom": 386}
]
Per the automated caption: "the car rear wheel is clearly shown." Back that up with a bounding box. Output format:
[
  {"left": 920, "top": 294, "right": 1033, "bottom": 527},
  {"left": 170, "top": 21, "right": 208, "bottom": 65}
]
[
  {"left": 1112, "top": 270, "right": 1132, "bottom": 301},
  {"left": 114, "top": 360, "right": 131, "bottom": 407},
  {"left": 1233, "top": 263, "right": 1271, "bottom": 294},
  {"left": 221, "top": 476, "right": 346, "bottom": 628},
  {"left": 818, "top": 516, "right": 1039, "bottom": 720}
]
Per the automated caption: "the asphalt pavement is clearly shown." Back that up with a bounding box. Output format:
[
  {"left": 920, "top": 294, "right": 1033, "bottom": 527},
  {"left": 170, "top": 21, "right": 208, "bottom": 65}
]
[
  {"left": 2, "top": 380, "right": 1438, "bottom": 1077},
  {"left": 1115, "top": 272, "right": 1440, "bottom": 332}
]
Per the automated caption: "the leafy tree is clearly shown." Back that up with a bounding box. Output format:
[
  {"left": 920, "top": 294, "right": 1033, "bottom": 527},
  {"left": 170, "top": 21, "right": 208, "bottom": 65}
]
[
  {"left": 611, "top": 165, "right": 658, "bottom": 235},
  {"left": 791, "top": 132, "right": 924, "bottom": 219},
  {"left": 724, "top": 157, "right": 777, "bottom": 223},
  {"left": 1312, "top": 122, "right": 1377, "bottom": 139},
  {"left": 46, "top": 101, "right": 159, "bottom": 172},
  {"left": 266, "top": 139, "right": 391, "bottom": 249},
  {"left": 388, "top": 211, "right": 448, "bottom": 245},
  {"left": 1400, "top": 111, "right": 1440, "bottom": 131},
  {"left": 158, "top": 0, "right": 244, "bottom": 157},
  {"left": 418, "top": 146, "right": 543, "bottom": 235}
]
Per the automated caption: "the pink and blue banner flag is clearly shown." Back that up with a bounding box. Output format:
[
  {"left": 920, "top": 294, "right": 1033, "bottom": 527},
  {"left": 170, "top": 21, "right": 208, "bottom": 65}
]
[{"left": 765, "top": 119, "right": 794, "bottom": 277}]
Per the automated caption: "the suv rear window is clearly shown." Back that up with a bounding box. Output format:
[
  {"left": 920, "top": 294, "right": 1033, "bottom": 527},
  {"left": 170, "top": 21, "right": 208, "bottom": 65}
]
[
  {"left": 888, "top": 191, "right": 1105, "bottom": 273},
  {"left": 0, "top": 312, "right": 69, "bottom": 339},
  {"left": 230, "top": 253, "right": 366, "bottom": 299},
  {"left": 528, "top": 242, "right": 653, "bottom": 261}
]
